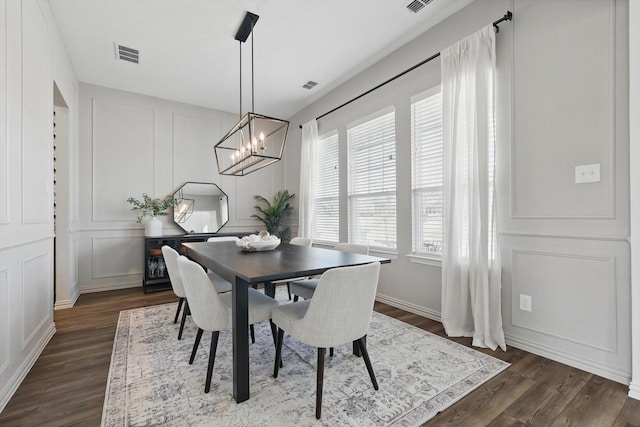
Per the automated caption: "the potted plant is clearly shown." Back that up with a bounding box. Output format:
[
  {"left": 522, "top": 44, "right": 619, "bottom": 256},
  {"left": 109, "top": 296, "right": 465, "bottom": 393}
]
[
  {"left": 127, "top": 193, "right": 176, "bottom": 236},
  {"left": 251, "top": 189, "right": 295, "bottom": 242}
]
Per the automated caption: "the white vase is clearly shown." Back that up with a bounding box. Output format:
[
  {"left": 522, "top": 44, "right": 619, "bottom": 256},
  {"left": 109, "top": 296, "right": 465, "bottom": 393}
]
[{"left": 145, "top": 216, "right": 163, "bottom": 236}]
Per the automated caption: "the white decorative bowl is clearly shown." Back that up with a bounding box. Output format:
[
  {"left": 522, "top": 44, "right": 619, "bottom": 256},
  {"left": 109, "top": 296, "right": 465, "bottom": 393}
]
[{"left": 236, "top": 237, "right": 281, "bottom": 252}]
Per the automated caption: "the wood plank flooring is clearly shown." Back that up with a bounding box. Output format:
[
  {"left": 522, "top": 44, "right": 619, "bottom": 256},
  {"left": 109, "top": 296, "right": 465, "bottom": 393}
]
[{"left": 1, "top": 288, "right": 638, "bottom": 426}]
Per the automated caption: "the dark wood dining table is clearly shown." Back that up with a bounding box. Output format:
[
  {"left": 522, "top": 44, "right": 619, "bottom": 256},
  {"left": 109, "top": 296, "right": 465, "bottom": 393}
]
[{"left": 181, "top": 240, "right": 391, "bottom": 403}]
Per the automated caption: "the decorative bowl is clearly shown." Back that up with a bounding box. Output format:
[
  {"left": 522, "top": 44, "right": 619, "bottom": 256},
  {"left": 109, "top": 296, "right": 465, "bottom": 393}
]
[{"left": 236, "top": 237, "right": 281, "bottom": 252}]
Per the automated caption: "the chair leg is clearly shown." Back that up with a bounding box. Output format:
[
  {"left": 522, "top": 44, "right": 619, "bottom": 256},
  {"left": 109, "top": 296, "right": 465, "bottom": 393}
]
[
  {"left": 189, "top": 328, "right": 203, "bottom": 364},
  {"left": 269, "top": 321, "right": 283, "bottom": 368},
  {"left": 330, "top": 347, "right": 334, "bottom": 357},
  {"left": 316, "top": 348, "right": 326, "bottom": 419},
  {"left": 356, "top": 337, "right": 378, "bottom": 390},
  {"left": 174, "top": 297, "right": 184, "bottom": 324},
  {"left": 205, "top": 331, "right": 220, "bottom": 393},
  {"left": 273, "top": 328, "right": 284, "bottom": 378},
  {"left": 250, "top": 324, "right": 255, "bottom": 344},
  {"left": 293, "top": 295, "right": 299, "bottom": 302},
  {"left": 178, "top": 301, "right": 190, "bottom": 340},
  {"left": 287, "top": 283, "right": 292, "bottom": 300}
]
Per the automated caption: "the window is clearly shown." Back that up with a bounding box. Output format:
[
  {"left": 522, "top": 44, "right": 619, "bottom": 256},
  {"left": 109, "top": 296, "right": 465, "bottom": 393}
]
[
  {"left": 312, "top": 132, "right": 339, "bottom": 242},
  {"left": 411, "top": 87, "right": 443, "bottom": 257},
  {"left": 347, "top": 109, "right": 396, "bottom": 249}
]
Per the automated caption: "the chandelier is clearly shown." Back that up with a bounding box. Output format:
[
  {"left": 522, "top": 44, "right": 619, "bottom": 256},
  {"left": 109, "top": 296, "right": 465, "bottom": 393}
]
[{"left": 214, "top": 12, "right": 289, "bottom": 176}]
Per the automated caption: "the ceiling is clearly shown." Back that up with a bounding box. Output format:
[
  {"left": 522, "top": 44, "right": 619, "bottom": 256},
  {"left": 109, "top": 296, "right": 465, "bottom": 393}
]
[{"left": 49, "top": 0, "right": 473, "bottom": 119}]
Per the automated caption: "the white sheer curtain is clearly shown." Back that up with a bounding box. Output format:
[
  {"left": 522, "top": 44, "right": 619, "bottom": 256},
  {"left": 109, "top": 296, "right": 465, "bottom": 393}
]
[
  {"left": 441, "top": 26, "right": 505, "bottom": 351},
  {"left": 298, "top": 120, "right": 318, "bottom": 238}
]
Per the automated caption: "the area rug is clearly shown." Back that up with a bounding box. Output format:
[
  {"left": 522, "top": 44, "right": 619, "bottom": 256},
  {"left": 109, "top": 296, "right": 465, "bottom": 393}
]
[{"left": 101, "top": 296, "right": 509, "bottom": 426}]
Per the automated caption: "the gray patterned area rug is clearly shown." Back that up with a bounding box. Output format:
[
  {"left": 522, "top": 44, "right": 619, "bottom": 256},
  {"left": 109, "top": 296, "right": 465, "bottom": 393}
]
[{"left": 102, "top": 298, "right": 509, "bottom": 426}]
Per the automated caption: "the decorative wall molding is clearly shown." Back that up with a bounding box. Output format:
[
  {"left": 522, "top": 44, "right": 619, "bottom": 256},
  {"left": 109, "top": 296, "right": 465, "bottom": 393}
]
[
  {"left": 21, "top": 0, "right": 51, "bottom": 225},
  {"left": 511, "top": 250, "right": 617, "bottom": 353},
  {"left": 91, "top": 236, "right": 142, "bottom": 279},
  {"left": 21, "top": 251, "right": 51, "bottom": 350},
  {"left": 0, "top": 0, "right": 8, "bottom": 225},
  {"left": 500, "top": 231, "right": 629, "bottom": 243},
  {"left": 510, "top": 0, "right": 617, "bottom": 220},
  {"left": 90, "top": 98, "right": 155, "bottom": 223}
]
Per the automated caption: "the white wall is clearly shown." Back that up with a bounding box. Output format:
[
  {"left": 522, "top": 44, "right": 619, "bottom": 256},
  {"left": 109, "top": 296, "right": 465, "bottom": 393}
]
[
  {"left": 76, "top": 83, "right": 284, "bottom": 293},
  {"left": 0, "top": 0, "right": 78, "bottom": 411},
  {"left": 285, "top": 0, "right": 632, "bottom": 385}
]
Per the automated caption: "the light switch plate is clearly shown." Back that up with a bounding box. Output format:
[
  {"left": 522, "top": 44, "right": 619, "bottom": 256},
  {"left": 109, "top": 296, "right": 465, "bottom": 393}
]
[{"left": 575, "top": 163, "right": 600, "bottom": 184}]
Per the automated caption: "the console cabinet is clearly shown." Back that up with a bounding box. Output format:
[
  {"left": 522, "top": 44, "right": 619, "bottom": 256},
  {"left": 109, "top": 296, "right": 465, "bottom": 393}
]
[{"left": 143, "top": 233, "right": 245, "bottom": 293}]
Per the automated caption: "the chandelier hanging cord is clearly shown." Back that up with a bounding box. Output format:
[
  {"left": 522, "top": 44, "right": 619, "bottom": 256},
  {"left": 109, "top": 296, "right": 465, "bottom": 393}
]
[{"left": 214, "top": 11, "right": 289, "bottom": 177}]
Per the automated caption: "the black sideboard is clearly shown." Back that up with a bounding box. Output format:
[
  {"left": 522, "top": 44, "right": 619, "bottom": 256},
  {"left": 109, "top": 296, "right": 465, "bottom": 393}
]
[{"left": 143, "top": 232, "right": 247, "bottom": 293}]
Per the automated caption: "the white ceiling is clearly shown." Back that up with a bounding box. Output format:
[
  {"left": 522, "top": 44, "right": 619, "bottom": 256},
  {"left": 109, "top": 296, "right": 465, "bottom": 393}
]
[{"left": 49, "top": 0, "right": 473, "bottom": 119}]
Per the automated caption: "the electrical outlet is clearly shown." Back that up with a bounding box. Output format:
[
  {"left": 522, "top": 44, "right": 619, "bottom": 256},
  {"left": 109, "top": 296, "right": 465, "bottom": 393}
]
[
  {"left": 519, "top": 294, "right": 532, "bottom": 312},
  {"left": 575, "top": 163, "right": 600, "bottom": 184}
]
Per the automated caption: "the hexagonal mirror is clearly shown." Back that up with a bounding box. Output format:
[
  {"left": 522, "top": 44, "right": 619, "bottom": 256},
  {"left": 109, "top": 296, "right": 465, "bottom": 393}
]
[{"left": 173, "top": 182, "right": 229, "bottom": 233}]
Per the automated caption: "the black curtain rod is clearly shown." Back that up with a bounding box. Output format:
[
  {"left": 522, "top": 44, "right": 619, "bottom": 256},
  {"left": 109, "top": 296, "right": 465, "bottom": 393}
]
[{"left": 299, "top": 11, "right": 513, "bottom": 129}]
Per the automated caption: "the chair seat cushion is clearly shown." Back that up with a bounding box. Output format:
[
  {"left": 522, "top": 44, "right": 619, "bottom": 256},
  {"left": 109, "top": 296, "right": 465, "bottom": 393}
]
[
  {"left": 219, "top": 288, "right": 281, "bottom": 325},
  {"left": 207, "top": 272, "right": 233, "bottom": 293},
  {"left": 272, "top": 300, "right": 311, "bottom": 341},
  {"left": 289, "top": 279, "right": 318, "bottom": 300}
]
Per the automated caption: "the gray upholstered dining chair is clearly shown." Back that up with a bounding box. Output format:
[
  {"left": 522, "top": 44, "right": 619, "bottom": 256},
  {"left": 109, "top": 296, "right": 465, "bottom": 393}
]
[
  {"left": 177, "top": 256, "right": 280, "bottom": 393},
  {"left": 205, "top": 236, "right": 239, "bottom": 293},
  {"left": 272, "top": 261, "right": 381, "bottom": 419},
  {"left": 289, "top": 242, "right": 369, "bottom": 302},
  {"left": 273, "top": 236, "right": 312, "bottom": 299},
  {"left": 162, "top": 245, "right": 235, "bottom": 340}
]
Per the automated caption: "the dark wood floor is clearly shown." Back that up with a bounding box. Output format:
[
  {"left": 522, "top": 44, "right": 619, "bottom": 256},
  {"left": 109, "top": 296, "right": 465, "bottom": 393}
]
[{"left": 1, "top": 288, "right": 638, "bottom": 426}]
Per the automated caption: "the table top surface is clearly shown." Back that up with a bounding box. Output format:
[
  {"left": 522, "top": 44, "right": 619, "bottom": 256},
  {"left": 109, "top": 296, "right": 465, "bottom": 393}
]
[{"left": 182, "top": 241, "right": 390, "bottom": 284}]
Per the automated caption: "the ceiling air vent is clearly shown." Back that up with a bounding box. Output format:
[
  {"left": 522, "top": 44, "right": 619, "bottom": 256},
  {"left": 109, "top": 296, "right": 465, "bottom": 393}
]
[
  {"left": 114, "top": 43, "right": 140, "bottom": 64},
  {"left": 406, "top": 0, "right": 432, "bottom": 13},
  {"left": 302, "top": 81, "right": 318, "bottom": 90}
]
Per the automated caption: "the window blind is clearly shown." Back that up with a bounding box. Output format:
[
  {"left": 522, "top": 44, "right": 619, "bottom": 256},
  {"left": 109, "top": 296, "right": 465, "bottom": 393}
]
[
  {"left": 312, "top": 132, "right": 339, "bottom": 242},
  {"left": 347, "top": 110, "right": 396, "bottom": 249},
  {"left": 411, "top": 88, "right": 443, "bottom": 256}
]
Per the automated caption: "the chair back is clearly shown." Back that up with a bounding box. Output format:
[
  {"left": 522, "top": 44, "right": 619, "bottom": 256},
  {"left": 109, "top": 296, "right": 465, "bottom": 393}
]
[
  {"left": 177, "top": 256, "right": 232, "bottom": 332},
  {"left": 207, "top": 236, "right": 239, "bottom": 242},
  {"left": 290, "top": 237, "right": 312, "bottom": 247},
  {"left": 301, "top": 262, "right": 380, "bottom": 348},
  {"left": 335, "top": 242, "right": 369, "bottom": 255},
  {"left": 162, "top": 246, "right": 186, "bottom": 298}
]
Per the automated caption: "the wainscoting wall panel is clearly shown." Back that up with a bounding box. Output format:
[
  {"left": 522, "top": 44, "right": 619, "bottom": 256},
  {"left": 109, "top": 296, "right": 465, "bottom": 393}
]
[
  {"left": 511, "top": 0, "right": 614, "bottom": 219},
  {"left": 0, "top": 0, "right": 7, "bottom": 225},
  {"left": 21, "top": 251, "right": 51, "bottom": 349},
  {"left": 92, "top": 236, "right": 142, "bottom": 279},
  {"left": 511, "top": 250, "right": 615, "bottom": 351},
  {"left": 172, "top": 113, "right": 222, "bottom": 186},
  {"left": 91, "top": 99, "right": 155, "bottom": 222},
  {"left": 502, "top": 234, "right": 630, "bottom": 383},
  {"left": 21, "top": 0, "right": 50, "bottom": 225},
  {"left": 77, "top": 84, "right": 271, "bottom": 293},
  {"left": 0, "top": 267, "right": 8, "bottom": 376}
]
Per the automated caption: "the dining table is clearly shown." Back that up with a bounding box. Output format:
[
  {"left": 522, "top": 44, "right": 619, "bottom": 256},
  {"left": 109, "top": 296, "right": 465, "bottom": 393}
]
[{"left": 181, "top": 240, "right": 391, "bottom": 403}]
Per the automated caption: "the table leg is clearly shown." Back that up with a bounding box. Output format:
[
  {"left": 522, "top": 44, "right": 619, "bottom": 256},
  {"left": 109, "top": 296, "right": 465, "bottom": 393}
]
[
  {"left": 232, "top": 276, "right": 250, "bottom": 403},
  {"left": 264, "top": 281, "right": 276, "bottom": 298}
]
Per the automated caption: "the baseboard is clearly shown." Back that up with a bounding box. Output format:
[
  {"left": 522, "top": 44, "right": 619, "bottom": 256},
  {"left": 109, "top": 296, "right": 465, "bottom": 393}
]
[
  {"left": 80, "top": 280, "right": 140, "bottom": 294},
  {"left": 54, "top": 285, "right": 80, "bottom": 310},
  {"left": 0, "top": 322, "right": 56, "bottom": 413},
  {"left": 375, "top": 293, "right": 441, "bottom": 322},
  {"left": 628, "top": 381, "right": 640, "bottom": 400},
  {"left": 505, "top": 334, "right": 631, "bottom": 385}
]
